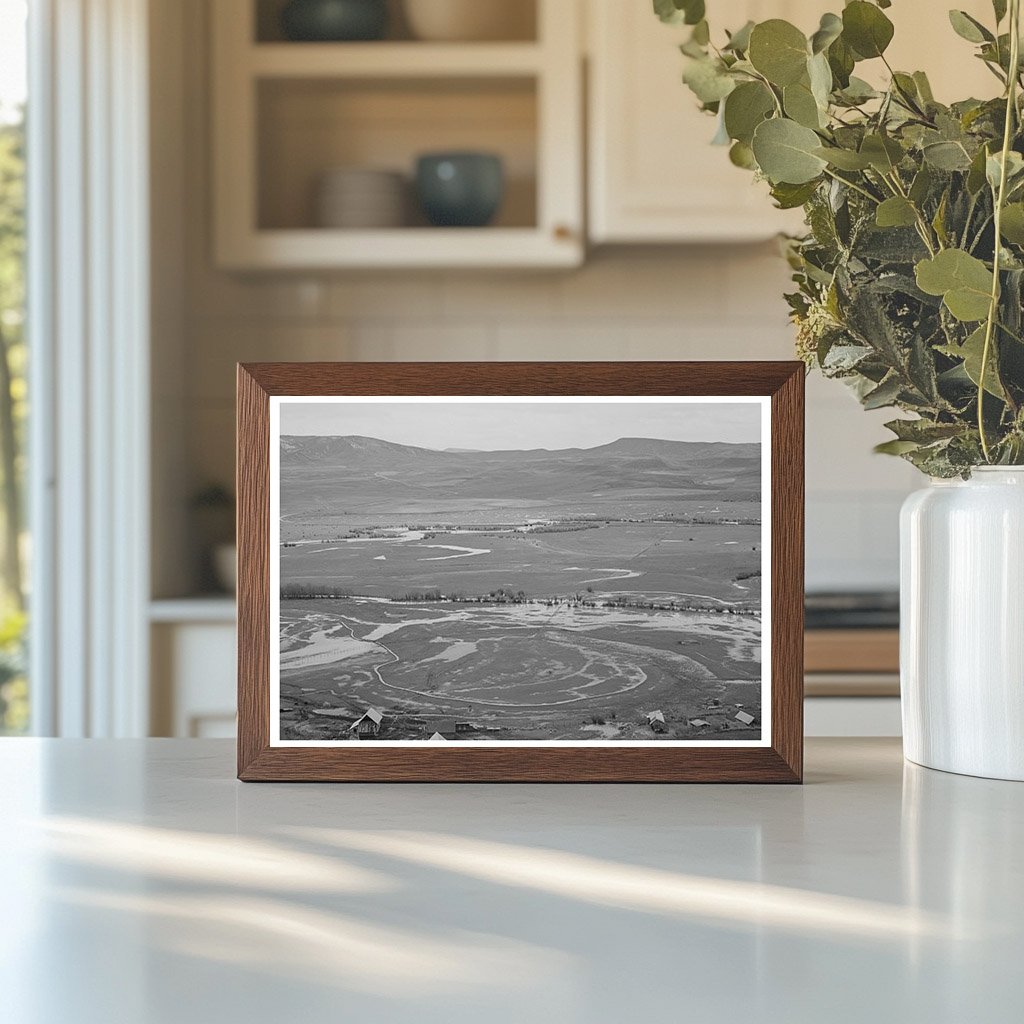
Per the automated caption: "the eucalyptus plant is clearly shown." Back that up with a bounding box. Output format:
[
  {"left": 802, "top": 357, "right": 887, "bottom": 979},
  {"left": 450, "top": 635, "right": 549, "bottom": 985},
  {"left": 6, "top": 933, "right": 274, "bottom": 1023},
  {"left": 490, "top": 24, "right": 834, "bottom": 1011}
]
[{"left": 657, "top": 0, "right": 1024, "bottom": 475}]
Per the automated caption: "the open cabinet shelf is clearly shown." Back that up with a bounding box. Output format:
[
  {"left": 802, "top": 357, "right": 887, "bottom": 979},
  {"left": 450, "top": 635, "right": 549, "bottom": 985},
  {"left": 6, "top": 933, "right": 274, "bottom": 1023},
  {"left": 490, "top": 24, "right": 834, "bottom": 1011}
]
[
  {"left": 212, "top": 0, "right": 583, "bottom": 269},
  {"left": 249, "top": 42, "right": 546, "bottom": 77}
]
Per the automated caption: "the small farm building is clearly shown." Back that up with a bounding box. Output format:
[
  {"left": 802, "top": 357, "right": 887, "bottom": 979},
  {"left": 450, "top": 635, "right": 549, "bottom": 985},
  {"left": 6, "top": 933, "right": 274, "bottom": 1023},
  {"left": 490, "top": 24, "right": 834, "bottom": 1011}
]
[
  {"left": 349, "top": 708, "right": 383, "bottom": 738},
  {"left": 646, "top": 710, "right": 667, "bottom": 733},
  {"left": 734, "top": 710, "right": 756, "bottom": 726}
]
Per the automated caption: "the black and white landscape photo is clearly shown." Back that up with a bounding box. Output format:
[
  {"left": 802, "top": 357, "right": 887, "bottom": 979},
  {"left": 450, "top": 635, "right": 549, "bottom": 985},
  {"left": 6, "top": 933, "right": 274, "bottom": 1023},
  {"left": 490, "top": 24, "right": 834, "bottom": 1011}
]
[{"left": 271, "top": 398, "right": 769, "bottom": 745}]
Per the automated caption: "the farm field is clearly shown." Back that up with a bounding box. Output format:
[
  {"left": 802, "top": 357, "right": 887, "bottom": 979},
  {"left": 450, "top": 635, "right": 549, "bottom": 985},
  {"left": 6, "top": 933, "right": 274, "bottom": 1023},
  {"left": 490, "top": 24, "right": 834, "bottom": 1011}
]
[
  {"left": 275, "top": 428, "right": 765, "bottom": 743},
  {"left": 279, "top": 597, "right": 762, "bottom": 742},
  {"left": 280, "top": 521, "right": 762, "bottom": 608}
]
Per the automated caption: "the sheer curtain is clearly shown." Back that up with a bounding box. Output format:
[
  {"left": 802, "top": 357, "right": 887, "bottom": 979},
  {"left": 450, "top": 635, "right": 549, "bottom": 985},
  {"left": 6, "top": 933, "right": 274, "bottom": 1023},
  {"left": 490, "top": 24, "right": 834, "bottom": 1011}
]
[{"left": 28, "top": 0, "right": 151, "bottom": 736}]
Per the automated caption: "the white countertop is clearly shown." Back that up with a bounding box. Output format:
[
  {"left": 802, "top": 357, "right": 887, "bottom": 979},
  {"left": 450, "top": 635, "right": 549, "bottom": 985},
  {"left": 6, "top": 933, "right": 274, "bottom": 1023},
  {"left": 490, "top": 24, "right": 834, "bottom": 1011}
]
[{"left": 0, "top": 738, "right": 1020, "bottom": 1024}]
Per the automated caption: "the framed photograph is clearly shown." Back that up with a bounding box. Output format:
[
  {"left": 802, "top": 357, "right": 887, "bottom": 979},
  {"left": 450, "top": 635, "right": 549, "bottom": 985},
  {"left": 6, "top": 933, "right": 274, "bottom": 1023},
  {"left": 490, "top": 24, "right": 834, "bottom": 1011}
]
[{"left": 237, "top": 362, "right": 804, "bottom": 782}]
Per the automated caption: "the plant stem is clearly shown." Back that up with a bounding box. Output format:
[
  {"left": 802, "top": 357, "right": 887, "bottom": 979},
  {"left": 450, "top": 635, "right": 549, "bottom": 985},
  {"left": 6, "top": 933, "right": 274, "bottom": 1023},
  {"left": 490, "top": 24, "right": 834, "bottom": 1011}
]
[
  {"left": 884, "top": 171, "right": 939, "bottom": 254},
  {"left": 822, "top": 167, "right": 881, "bottom": 205},
  {"left": 979, "top": 0, "right": 1021, "bottom": 462}
]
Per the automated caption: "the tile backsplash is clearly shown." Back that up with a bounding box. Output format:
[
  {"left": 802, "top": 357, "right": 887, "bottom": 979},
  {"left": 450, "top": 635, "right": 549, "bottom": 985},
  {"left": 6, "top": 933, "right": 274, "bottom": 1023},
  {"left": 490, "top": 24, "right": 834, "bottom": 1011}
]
[{"left": 181, "top": 246, "right": 917, "bottom": 593}]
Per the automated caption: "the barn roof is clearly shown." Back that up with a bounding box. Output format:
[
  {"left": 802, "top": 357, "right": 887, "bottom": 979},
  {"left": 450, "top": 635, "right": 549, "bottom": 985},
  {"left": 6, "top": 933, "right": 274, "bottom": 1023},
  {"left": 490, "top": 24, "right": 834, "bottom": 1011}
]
[
  {"left": 349, "top": 708, "right": 383, "bottom": 730},
  {"left": 646, "top": 710, "right": 666, "bottom": 724},
  {"left": 734, "top": 710, "right": 756, "bottom": 725},
  {"left": 690, "top": 719, "right": 710, "bottom": 728}
]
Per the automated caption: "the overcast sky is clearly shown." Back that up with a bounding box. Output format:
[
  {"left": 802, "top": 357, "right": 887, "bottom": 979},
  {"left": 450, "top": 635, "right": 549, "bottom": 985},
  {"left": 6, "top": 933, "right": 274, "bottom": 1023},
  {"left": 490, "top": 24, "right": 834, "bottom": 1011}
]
[{"left": 279, "top": 400, "right": 761, "bottom": 450}]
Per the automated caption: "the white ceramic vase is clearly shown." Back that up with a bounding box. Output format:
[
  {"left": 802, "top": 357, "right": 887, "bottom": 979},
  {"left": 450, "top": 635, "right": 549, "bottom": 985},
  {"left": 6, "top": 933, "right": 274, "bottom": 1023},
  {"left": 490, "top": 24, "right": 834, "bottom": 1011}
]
[{"left": 900, "top": 467, "right": 1024, "bottom": 780}]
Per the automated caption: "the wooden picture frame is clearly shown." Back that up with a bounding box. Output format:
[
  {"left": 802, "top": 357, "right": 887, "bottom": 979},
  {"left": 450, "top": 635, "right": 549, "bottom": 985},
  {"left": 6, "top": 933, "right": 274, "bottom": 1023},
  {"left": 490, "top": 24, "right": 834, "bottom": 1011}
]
[{"left": 237, "top": 362, "right": 804, "bottom": 782}]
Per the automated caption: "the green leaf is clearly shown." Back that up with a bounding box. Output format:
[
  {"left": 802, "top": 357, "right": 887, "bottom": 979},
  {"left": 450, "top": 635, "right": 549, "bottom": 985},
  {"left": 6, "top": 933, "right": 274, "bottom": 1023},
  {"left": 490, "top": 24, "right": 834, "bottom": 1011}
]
[
  {"left": 913, "top": 71, "right": 935, "bottom": 104},
  {"left": 860, "top": 133, "right": 904, "bottom": 173},
  {"left": 723, "top": 81, "right": 775, "bottom": 144},
  {"left": 1000, "top": 203, "right": 1024, "bottom": 244},
  {"left": 967, "top": 144, "right": 991, "bottom": 193},
  {"left": 993, "top": 0, "right": 1008, "bottom": 24},
  {"left": 771, "top": 180, "right": 820, "bottom": 209},
  {"left": 986, "top": 150, "right": 1024, "bottom": 191},
  {"left": 875, "top": 439, "right": 922, "bottom": 455},
  {"left": 684, "top": 2, "right": 706, "bottom": 27},
  {"left": 653, "top": 0, "right": 681, "bottom": 23},
  {"left": 862, "top": 374, "right": 903, "bottom": 409},
  {"left": 915, "top": 249, "right": 994, "bottom": 322},
  {"left": 891, "top": 72, "right": 924, "bottom": 112},
  {"left": 784, "top": 80, "right": 824, "bottom": 129},
  {"left": 682, "top": 57, "right": 736, "bottom": 104},
  {"left": 807, "top": 51, "right": 833, "bottom": 109},
  {"left": 751, "top": 118, "right": 828, "bottom": 184},
  {"left": 680, "top": 37, "right": 708, "bottom": 59},
  {"left": 948, "top": 10, "right": 994, "bottom": 44},
  {"left": 932, "top": 190, "right": 950, "bottom": 247},
  {"left": 842, "top": 1, "right": 895, "bottom": 59},
  {"left": 810, "top": 12, "right": 843, "bottom": 54},
  {"left": 923, "top": 139, "right": 972, "bottom": 171},
  {"left": 885, "top": 418, "right": 963, "bottom": 443},
  {"left": 876, "top": 197, "right": 918, "bottom": 228},
  {"left": 729, "top": 140, "right": 757, "bottom": 170},
  {"left": 939, "top": 326, "right": 1006, "bottom": 398},
  {"left": 827, "top": 36, "right": 856, "bottom": 88},
  {"left": 909, "top": 164, "right": 933, "bottom": 205},
  {"left": 748, "top": 20, "right": 809, "bottom": 86},
  {"left": 814, "top": 146, "right": 872, "bottom": 170},
  {"left": 724, "top": 20, "right": 755, "bottom": 53},
  {"left": 653, "top": 0, "right": 705, "bottom": 26},
  {"left": 837, "top": 76, "right": 879, "bottom": 104}
]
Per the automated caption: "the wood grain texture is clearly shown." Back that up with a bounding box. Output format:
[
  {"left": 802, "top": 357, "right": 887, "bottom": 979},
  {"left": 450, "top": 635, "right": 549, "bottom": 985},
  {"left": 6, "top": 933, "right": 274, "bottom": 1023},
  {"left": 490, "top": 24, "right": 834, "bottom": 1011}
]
[
  {"left": 236, "top": 362, "right": 805, "bottom": 783},
  {"left": 770, "top": 365, "right": 804, "bottom": 783},
  {"left": 236, "top": 365, "right": 271, "bottom": 779}
]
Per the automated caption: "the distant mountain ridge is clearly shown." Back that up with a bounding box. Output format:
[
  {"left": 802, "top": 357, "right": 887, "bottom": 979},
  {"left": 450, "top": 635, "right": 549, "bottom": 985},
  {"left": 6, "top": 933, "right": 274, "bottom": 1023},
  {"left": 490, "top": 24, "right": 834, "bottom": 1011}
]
[
  {"left": 281, "top": 434, "right": 756, "bottom": 459},
  {"left": 280, "top": 433, "right": 760, "bottom": 514}
]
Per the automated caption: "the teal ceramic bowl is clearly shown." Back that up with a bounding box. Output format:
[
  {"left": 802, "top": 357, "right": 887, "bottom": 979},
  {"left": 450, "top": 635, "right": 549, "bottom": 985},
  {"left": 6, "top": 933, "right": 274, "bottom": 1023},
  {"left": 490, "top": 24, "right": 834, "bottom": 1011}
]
[
  {"left": 415, "top": 152, "right": 505, "bottom": 228},
  {"left": 281, "top": 0, "right": 388, "bottom": 42}
]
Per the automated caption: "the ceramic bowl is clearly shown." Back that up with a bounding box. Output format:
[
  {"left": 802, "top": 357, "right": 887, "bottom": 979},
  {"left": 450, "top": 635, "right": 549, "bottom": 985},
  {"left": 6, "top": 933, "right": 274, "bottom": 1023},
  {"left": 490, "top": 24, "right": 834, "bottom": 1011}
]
[
  {"left": 281, "top": 0, "right": 389, "bottom": 42},
  {"left": 316, "top": 168, "right": 407, "bottom": 228},
  {"left": 415, "top": 152, "right": 504, "bottom": 228}
]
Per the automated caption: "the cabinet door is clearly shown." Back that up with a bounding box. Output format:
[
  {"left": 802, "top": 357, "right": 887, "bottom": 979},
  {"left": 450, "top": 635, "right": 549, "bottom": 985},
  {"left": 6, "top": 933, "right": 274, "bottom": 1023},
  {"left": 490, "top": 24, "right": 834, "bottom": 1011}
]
[
  {"left": 587, "top": 0, "right": 807, "bottom": 243},
  {"left": 212, "top": 0, "right": 584, "bottom": 269},
  {"left": 587, "top": 0, "right": 996, "bottom": 244}
]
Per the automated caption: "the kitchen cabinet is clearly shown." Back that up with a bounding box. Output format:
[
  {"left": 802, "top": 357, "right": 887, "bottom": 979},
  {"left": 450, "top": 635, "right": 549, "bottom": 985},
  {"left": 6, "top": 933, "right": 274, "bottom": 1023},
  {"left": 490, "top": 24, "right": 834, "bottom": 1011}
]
[
  {"left": 587, "top": 0, "right": 813, "bottom": 243},
  {"left": 211, "top": 0, "right": 584, "bottom": 269},
  {"left": 150, "top": 600, "right": 237, "bottom": 738},
  {"left": 587, "top": 0, "right": 998, "bottom": 244}
]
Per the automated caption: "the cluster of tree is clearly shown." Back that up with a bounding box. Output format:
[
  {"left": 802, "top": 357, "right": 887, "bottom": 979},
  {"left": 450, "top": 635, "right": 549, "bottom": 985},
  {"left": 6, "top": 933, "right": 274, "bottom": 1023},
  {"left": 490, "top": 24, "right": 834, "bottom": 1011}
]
[
  {"left": 734, "top": 570, "right": 762, "bottom": 582},
  {"left": 601, "top": 595, "right": 759, "bottom": 615},
  {"left": 280, "top": 584, "right": 759, "bottom": 616},
  {"left": 525, "top": 523, "right": 601, "bottom": 535},
  {"left": 280, "top": 583, "right": 353, "bottom": 600},
  {"left": 393, "top": 589, "right": 446, "bottom": 602},
  {"left": 391, "top": 588, "right": 530, "bottom": 605}
]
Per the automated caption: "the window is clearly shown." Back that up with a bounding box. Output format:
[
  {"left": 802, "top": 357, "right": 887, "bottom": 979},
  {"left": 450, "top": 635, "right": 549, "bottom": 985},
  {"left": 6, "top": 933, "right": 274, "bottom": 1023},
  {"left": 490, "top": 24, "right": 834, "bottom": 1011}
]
[{"left": 0, "top": 0, "right": 28, "bottom": 734}]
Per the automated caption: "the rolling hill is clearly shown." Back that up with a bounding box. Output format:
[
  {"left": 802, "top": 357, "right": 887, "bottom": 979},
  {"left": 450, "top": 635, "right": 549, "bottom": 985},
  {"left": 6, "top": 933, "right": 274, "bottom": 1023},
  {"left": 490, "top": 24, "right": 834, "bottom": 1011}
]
[{"left": 279, "top": 434, "right": 761, "bottom": 514}]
